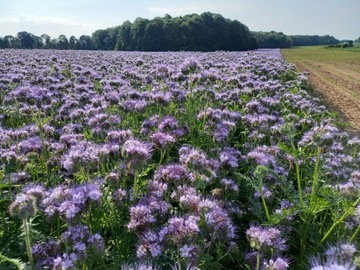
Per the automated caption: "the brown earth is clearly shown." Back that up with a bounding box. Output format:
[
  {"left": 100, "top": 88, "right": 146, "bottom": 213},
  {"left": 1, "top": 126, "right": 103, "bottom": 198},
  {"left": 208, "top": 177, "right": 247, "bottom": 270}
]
[{"left": 282, "top": 50, "right": 360, "bottom": 136}]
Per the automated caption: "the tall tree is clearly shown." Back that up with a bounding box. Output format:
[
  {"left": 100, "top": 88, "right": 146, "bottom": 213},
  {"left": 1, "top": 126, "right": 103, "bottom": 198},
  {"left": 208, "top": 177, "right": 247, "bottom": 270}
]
[
  {"left": 41, "top": 34, "right": 52, "bottom": 49},
  {"left": 69, "top": 36, "right": 78, "bottom": 50},
  {"left": 130, "top": 17, "right": 150, "bottom": 50},
  {"left": 143, "top": 17, "right": 165, "bottom": 51},
  {"left": 3, "top": 35, "right": 16, "bottom": 48},
  {"left": 115, "top": 21, "right": 133, "bottom": 50},
  {"left": 78, "top": 35, "right": 93, "bottom": 50},
  {"left": 17, "top": 31, "right": 35, "bottom": 49},
  {"left": 57, "top": 34, "right": 69, "bottom": 50}
]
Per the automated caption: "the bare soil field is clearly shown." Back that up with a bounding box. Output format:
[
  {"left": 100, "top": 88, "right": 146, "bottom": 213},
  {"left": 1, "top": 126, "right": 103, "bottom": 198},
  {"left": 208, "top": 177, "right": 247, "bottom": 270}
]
[{"left": 282, "top": 46, "right": 360, "bottom": 135}]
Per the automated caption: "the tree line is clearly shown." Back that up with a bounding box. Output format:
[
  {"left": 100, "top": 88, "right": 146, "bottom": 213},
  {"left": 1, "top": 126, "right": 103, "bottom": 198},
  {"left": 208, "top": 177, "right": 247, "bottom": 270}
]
[
  {"left": 0, "top": 13, "right": 257, "bottom": 51},
  {"left": 252, "top": 31, "right": 340, "bottom": 48},
  {"left": 0, "top": 12, "right": 344, "bottom": 51}
]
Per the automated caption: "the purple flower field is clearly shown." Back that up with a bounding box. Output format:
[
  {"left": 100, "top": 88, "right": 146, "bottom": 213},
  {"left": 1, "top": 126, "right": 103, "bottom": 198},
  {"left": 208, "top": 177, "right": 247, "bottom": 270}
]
[{"left": 0, "top": 49, "right": 359, "bottom": 269}]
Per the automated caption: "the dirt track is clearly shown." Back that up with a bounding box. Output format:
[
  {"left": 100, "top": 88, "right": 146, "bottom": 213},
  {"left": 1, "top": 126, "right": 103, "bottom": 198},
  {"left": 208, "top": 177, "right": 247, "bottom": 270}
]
[{"left": 282, "top": 49, "right": 360, "bottom": 136}]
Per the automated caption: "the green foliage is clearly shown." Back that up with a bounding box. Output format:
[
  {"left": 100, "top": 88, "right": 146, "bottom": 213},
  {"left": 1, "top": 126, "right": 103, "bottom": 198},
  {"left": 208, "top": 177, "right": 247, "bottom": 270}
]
[
  {"left": 252, "top": 31, "right": 292, "bottom": 48},
  {"left": 0, "top": 12, "right": 257, "bottom": 51},
  {"left": 289, "top": 34, "right": 340, "bottom": 46},
  {"left": 115, "top": 12, "right": 257, "bottom": 51}
]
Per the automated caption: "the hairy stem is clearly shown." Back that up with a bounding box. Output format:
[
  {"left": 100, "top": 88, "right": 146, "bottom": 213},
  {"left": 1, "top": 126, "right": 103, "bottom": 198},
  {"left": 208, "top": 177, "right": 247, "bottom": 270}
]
[
  {"left": 259, "top": 176, "right": 271, "bottom": 223},
  {"left": 291, "top": 141, "right": 304, "bottom": 207},
  {"left": 310, "top": 146, "right": 322, "bottom": 204},
  {"left": 23, "top": 219, "right": 35, "bottom": 270},
  {"left": 256, "top": 249, "right": 261, "bottom": 270}
]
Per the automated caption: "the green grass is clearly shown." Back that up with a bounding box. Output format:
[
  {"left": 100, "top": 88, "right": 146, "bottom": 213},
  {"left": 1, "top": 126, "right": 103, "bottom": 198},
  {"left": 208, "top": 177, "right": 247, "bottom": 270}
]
[{"left": 283, "top": 45, "right": 360, "bottom": 63}]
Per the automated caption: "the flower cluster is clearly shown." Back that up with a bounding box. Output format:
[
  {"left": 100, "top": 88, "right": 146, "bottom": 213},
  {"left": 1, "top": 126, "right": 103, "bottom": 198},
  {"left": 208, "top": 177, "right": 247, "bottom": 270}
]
[{"left": 2, "top": 49, "right": 360, "bottom": 269}]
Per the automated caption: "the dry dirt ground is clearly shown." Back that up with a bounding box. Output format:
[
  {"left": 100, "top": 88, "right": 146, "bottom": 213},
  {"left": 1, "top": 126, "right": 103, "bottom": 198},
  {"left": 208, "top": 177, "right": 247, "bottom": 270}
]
[{"left": 282, "top": 47, "right": 360, "bottom": 136}]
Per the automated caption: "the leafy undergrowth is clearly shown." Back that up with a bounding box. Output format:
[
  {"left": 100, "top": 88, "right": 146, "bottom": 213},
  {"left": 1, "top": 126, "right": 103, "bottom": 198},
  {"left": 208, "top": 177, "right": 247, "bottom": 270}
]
[{"left": 0, "top": 49, "right": 359, "bottom": 270}]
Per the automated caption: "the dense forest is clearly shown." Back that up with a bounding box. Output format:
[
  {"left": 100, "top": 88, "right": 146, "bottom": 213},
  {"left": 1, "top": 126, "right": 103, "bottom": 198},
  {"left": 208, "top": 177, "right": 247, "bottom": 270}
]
[
  {"left": 252, "top": 31, "right": 340, "bottom": 48},
  {"left": 252, "top": 31, "right": 293, "bottom": 48},
  {"left": 0, "top": 12, "right": 342, "bottom": 51},
  {"left": 0, "top": 13, "right": 257, "bottom": 51},
  {"left": 288, "top": 35, "right": 340, "bottom": 46}
]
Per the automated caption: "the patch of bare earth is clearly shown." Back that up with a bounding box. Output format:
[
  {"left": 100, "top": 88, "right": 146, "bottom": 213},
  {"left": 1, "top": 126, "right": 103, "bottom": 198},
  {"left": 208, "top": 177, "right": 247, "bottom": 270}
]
[{"left": 292, "top": 60, "right": 360, "bottom": 136}]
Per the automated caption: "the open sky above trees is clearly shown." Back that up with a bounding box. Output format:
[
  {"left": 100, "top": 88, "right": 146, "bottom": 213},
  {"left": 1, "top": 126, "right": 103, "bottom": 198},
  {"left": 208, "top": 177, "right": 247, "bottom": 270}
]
[{"left": 0, "top": 0, "right": 359, "bottom": 40}]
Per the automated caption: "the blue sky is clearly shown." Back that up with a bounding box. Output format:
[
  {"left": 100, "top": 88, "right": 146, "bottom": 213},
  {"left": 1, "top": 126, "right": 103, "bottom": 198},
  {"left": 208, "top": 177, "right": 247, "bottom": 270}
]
[{"left": 0, "top": 0, "right": 359, "bottom": 40}]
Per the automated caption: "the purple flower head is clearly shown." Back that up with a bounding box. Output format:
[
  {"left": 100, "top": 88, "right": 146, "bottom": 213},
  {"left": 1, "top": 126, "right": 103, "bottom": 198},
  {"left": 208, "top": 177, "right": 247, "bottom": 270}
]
[
  {"left": 309, "top": 256, "right": 356, "bottom": 270},
  {"left": 22, "top": 184, "right": 46, "bottom": 202},
  {"left": 246, "top": 225, "right": 286, "bottom": 251},
  {"left": 120, "top": 99, "right": 148, "bottom": 112},
  {"left": 121, "top": 262, "right": 160, "bottom": 270},
  {"left": 122, "top": 139, "right": 153, "bottom": 163},
  {"left": 88, "top": 233, "right": 105, "bottom": 254},
  {"left": 221, "top": 178, "right": 239, "bottom": 192},
  {"left": 150, "top": 132, "right": 175, "bottom": 149},
  {"left": 9, "top": 193, "right": 37, "bottom": 220},
  {"left": 61, "top": 140, "right": 101, "bottom": 172},
  {"left": 146, "top": 195, "right": 170, "bottom": 214},
  {"left": 71, "top": 182, "right": 102, "bottom": 203},
  {"left": 9, "top": 171, "right": 29, "bottom": 184},
  {"left": 179, "top": 244, "right": 197, "bottom": 259},
  {"left": 128, "top": 204, "right": 156, "bottom": 231},
  {"left": 219, "top": 147, "right": 241, "bottom": 169},
  {"left": 158, "top": 116, "right": 187, "bottom": 138},
  {"left": 325, "top": 242, "right": 357, "bottom": 263},
  {"left": 200, "top": 200, "right": 236, "bottom": 240},
  {"left": 159, "top": 215, "right": 200, "bottom": 244},
  {"left": 350, "top": 170, "right": 360, "bottom": 185},
  {"left": 60, "top": 134, "right": 85, "bottom": 147},
  {"left": 263, "top": 257, "right": 290, "bottom": 270},
  {"left": 158, "top": 116, "right": 178, "bottom": 131},
  {"left": 113, "top": 188, "right": 127, "bottom": 206},
  {"left": 246, "top": 146, "right": 276, "bottom": 166},
  {"left": 298, "top": 123, "right": 339, "bottom": 147},
  {"left": 60, "top": 224, "right": 103, "bottom": 258},
  {"left": 153, "top": 164, "right": 195, "bottom": 184},
  {"left": 41, "top": 186, "right": 70, "bottom": 217},
  {"left": 53, "top": 253, "right": 78, "bottom": 270},
  {"left": 136, "top": 229, "right": 162, "bottom": 258},
  {"left": 179, "top": 146, "right": 218, "bottom": 180},
  {"left": 18, "top": 136, "right": 43, "bottom": 154},
  {"left": 105, "top": 172, "right": 120, "bottom": 185},
  {"left": 179, "top": 193, "right": 201, "bottom": 212},
  {"left": 105, "top": 129, "right": 133, "bottom": 144},
  {"left": 180, "top": 57, "right": 203, "bottom": 75},
  {"left": 140, "top": 115, "right": 160, "bottom": 135},
  {"left": 32, "top": 240, "right": 61, "bottom": 268},
  {"left": 59, "top": 201, "right": 80, "bottom": 219}
]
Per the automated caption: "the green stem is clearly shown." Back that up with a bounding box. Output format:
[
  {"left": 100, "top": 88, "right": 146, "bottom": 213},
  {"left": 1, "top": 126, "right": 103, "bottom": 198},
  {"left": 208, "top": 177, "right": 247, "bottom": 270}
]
[
  {"left": 256, "top": 249, "right": 260, "bottom": 270},
  {"left": 1, "top": 209, "right": 7, "bottom": 233},
  {"left": 350, "top": 225, "right": 360, "bottom": 242},
  {"left": 317, "top": 196, "right": 360, "bottom": 249},
  {"left": 259, "top": 176, "right": 271, "bottom": 223},
  {"left": 23, "top": 219, "right": 35, "bottom": 270},
  {"left": 291, "top": 141, "right": 304, "bottom": 207},
  {"left": 158, "top": 150, "right": 166, "bottom": 168},
  {"left": 298, "top": 215, "right": 310, "bottom": 265},
  {"left": 310, "top": 146, "right": 321, "bottom": 204},
  {"left": 57, "top": 217, "right": 61, "bottom": 239},
  {"left": 133, "top": 170, "right": 139, "bottom": 201}
]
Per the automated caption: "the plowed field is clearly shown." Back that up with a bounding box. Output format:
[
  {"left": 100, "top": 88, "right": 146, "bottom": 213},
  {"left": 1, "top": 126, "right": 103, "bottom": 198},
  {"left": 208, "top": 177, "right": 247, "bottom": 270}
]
[{"left": 282, "top": 46, "right": 360, "bottom": 135}]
